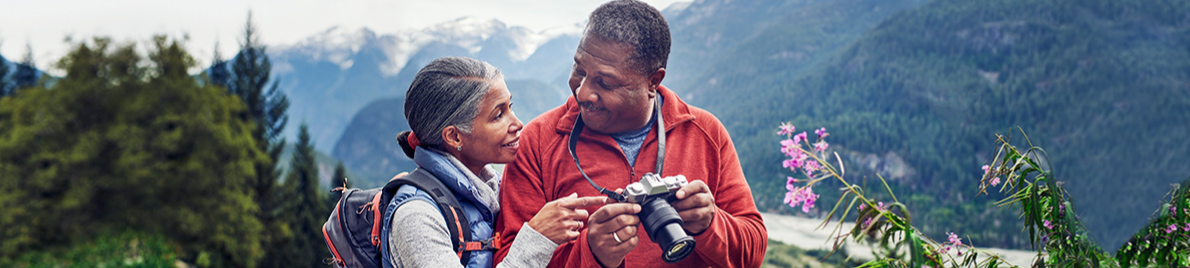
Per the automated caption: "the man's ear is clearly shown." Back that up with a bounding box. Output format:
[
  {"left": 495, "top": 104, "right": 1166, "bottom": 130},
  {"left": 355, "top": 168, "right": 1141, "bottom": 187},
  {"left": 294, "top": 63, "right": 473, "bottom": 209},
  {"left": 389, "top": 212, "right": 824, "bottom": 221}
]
[
  {"left": 442, "top": 126, "right": 464, "bottom": 151},
  {"left": 647, "top": 68, "right": 666, "bottom": 98}
]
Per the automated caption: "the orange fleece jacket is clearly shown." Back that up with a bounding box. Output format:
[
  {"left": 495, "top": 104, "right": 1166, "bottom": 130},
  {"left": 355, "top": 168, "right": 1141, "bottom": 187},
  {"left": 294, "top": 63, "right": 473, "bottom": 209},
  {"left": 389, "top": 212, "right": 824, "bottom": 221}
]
[{"left": 494, "top": 85, "right": 767, "bottom": 268}]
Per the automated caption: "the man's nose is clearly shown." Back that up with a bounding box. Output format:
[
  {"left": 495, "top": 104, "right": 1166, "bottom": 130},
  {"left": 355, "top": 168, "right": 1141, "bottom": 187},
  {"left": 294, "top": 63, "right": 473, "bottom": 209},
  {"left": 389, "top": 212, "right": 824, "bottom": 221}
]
[{"left": 575, "top": 78, "right": 598, "bottom": 103}]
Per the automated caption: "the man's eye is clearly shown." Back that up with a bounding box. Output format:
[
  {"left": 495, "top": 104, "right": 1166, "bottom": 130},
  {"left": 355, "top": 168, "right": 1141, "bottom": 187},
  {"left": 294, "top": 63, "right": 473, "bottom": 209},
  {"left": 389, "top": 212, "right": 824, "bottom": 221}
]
[{"left": 598, "top": 80, "right": 611, "bottom": 89}]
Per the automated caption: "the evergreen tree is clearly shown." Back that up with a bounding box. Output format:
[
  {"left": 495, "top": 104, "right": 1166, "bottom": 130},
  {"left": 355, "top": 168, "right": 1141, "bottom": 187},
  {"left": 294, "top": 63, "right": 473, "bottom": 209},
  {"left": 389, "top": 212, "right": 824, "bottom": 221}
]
[
  {"left": 228, "top": 12, "right": 289, "bottom": 143},
  {"left": 11, "top": 44, "right": 39, "bottom": 90},
  {"left": 276, "top": 124, "right": 330, "bottom": 266},
  {"left": 221, "top": 11, "right": 293, "bottom": 268},
  {"left": 207, "top": 41, "right": 231, "bottom": 89},
  {"left": 0, "top": 53, "right": 10, "bottom": 97},
  {"left": 328, "top": 162, "right": 350, "bottom": 207},
  {"left": 0, "top": 36, "right": 267, "bottom": 267}
]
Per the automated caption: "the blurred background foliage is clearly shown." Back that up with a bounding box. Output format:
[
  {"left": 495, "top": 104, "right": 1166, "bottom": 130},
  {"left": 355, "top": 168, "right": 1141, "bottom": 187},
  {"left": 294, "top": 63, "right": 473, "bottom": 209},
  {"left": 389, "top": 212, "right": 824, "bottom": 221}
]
[{"left": 0, "top": 30, "right": 331, "bottom": 267}]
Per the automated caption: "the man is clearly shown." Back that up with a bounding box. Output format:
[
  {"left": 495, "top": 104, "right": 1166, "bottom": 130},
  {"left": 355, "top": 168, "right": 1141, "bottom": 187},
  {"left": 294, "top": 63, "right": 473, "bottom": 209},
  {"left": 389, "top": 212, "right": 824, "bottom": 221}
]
[{"left": 494, "top": 0, "right": 767, "bottom": 267}]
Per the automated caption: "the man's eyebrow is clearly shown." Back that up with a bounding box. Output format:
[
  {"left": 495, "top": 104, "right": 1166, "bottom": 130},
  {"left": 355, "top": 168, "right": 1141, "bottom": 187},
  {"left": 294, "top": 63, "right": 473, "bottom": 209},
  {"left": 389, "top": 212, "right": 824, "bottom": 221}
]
[{"left": 574, "top": 54, "right": 619, "bottom": 79}]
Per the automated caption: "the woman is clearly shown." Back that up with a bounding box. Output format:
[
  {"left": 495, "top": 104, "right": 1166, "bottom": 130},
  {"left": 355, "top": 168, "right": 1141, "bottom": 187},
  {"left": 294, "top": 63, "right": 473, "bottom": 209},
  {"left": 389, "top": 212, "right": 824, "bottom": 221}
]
[{"left": 381, "top": 57, "right": 604, "bottom": 268}]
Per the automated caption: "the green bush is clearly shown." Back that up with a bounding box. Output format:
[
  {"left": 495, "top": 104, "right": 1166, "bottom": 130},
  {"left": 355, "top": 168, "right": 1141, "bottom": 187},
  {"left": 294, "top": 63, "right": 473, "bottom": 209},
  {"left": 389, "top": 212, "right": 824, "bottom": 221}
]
[{"left": 1, "top": 232, "right": 178, "bottom": 268}]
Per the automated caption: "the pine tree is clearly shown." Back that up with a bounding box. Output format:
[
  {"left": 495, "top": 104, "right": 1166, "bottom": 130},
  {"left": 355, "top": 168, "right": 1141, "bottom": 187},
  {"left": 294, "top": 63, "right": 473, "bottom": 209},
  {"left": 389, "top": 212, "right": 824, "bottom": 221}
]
[
  {"left": 277, "top": 123, "right": 330, "bottom": 267},
  {"left": 228, "top": 12, "right": 289, "bottom": 143},
  {"left": 223, "top": 11, "right": 292, "bottom": 268},
  {"left": 0, "top": 53, "right": 10, "bottom": 97},
  {"left": 208, "top": 41, "right": 231, "bottom": 89},
  {"left": 11, "top": 44, "right": 39, "bottom": 90},
  {"left": 328, "top": 162, "right": 350, "bottom": 207}
]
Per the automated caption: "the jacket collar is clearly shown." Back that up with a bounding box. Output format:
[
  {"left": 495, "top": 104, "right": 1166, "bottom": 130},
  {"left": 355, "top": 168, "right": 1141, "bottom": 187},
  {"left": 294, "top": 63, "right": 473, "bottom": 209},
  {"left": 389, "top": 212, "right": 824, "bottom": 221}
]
[
  {"left": 554, "top": 85, "right": 695, "bottom": 134},
  {"left": 412, "top": 147, "right": 499, "bottom": 216}
]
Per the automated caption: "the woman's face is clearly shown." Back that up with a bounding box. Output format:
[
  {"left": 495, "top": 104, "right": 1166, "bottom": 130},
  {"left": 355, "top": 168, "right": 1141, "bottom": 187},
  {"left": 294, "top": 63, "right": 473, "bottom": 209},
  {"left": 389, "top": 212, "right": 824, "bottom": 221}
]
[{"left": 457, "top": 77, "right": 523, "bottom": 167}]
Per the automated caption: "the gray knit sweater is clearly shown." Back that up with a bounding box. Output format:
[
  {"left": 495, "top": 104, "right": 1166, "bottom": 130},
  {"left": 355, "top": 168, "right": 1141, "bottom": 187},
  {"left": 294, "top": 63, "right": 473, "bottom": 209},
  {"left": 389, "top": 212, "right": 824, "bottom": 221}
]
[{"left": 387, "top": 149, "right": 557, "bottom": 268}]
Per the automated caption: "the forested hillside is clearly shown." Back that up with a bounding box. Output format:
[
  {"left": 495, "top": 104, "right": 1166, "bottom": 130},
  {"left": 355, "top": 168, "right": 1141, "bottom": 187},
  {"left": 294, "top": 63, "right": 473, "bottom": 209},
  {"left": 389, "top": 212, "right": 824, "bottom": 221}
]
[{"left": 692, "top": 0, "right": 1190, "bottom": 251}]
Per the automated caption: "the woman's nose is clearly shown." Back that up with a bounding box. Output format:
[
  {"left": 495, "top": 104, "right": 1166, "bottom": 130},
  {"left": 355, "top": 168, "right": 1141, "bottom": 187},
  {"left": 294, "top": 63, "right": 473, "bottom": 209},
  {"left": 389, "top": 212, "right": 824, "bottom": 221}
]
[{"left": 510, "top": 113, "right": 524, "bottom": 132}]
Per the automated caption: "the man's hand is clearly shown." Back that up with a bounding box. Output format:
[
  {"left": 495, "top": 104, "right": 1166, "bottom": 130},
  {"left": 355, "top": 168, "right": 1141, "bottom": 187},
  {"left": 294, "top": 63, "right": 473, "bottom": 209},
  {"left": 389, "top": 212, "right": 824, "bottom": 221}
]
[
  {"left": 672, "top": 180, "right": 716, "bottom": 235},
  {"left": 587, "top": 199, "right": 641, "bottom": 268},
  {"left": 528, "top": 193, "right": 608, "bottom": 245}
]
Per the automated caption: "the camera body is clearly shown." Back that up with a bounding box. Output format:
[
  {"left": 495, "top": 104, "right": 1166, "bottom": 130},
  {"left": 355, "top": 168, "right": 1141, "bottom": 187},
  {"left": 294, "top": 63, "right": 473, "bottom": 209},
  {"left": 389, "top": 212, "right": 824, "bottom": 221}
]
[
  {"left": 624, "top": 173, "right": 688, "bottom": 204},
  {"left": 621, "top": 173, "right": 696, "bottom": 263}
]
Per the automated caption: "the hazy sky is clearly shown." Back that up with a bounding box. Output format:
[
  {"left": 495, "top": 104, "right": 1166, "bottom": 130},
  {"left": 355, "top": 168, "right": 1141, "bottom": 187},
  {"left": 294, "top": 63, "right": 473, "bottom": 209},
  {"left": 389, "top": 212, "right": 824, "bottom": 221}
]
[{"left": 1, "top": 0, "right": 686, "bottom": 69}]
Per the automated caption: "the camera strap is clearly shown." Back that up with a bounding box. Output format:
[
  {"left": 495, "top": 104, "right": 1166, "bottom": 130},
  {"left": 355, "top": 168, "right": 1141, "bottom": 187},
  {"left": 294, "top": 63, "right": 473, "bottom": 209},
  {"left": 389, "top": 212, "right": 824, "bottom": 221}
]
[{"left": 568, "top": 97, "right": 665, "bottom": 203}]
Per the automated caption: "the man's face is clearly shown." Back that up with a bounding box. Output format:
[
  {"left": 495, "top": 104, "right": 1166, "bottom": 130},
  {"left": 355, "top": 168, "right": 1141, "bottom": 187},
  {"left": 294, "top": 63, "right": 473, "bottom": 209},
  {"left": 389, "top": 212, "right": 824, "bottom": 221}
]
[{"left": 568, "top": 34, "right": 661, "bottom": 134}]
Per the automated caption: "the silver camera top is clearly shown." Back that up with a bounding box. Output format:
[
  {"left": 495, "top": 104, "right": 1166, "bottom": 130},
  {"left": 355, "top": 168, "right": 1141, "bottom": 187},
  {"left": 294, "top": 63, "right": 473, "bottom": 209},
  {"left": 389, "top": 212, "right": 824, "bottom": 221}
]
[{"left": 624, "top": 173, "right": 688, "bottom": 204}]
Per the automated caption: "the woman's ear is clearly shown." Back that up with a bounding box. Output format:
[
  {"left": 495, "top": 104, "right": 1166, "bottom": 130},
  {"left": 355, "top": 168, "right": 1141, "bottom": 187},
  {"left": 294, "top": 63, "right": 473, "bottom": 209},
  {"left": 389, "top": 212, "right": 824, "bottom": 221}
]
[{"left": 442, "top": 125, "right": 465, "bottom": 151}]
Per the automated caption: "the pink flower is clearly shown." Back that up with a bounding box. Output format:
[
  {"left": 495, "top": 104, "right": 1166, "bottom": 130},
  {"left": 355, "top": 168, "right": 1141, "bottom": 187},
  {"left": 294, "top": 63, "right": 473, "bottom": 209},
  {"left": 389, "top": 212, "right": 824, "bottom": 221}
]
[
  {"left": 813, "top": 141, "right": 829, "bottom": 153},
  {"left": 777, "top": 122, "right": 796, "bottom": 135},
  {"left": 786, "top": 176, "right": 799, "bottom": 187},
  {"left": 792, "top": 132, "right": 809, "bottom": 146},
  {"left": 1166, "top": 224, "right": 1177, "bottom": 234},
  {"left": 815, "top": 127, "right": 828, "bottom": 138},
  {"left": 862, "top": 217, "right": 873, "bottom": 228},
  {"left": 803, "top": 160, "right": 821, "bottom": 176},
  {"left": 878, "top": 201, "right": 885, "bottom": 210},
  {"left": 784, "top": 186, "right": 819, "bottom": 213},
  {"left": 947, "top": 232, "right": 963, "bottom": 248},
  {"left": 1043, "top": 220, "right": 1054, "bottom": 230},
  {"left": 783, "top": 158, "right": 798, "bottom": 169},
  {"left": 780, "top": 139, "right": 798, "bottom": 156},
  {"left": 981, "top": 164, "right": 990, "bottom": 174},
  {"left": 990, "top": 177, "right": 1001, "bottom": 186},
  {"left": 783, "top": 156, "right": 805, "bottom": 171},
  {"left": 1183, "top": 223, "right": 1190, "bottom": 232},
  {"left": 858, "top": 203, "right": 868, "bottom": 211}
]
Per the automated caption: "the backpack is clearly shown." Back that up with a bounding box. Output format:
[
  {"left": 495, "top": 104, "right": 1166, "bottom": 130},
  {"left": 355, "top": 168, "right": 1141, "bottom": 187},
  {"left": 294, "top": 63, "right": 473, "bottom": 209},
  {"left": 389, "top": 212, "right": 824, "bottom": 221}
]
[{"left": 321, "top": 168, "right": 501, "bottom": 267}]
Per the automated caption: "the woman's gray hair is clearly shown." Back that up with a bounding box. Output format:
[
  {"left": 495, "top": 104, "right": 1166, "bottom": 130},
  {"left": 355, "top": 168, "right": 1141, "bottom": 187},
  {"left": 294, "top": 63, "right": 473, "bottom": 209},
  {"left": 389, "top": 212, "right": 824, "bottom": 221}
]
[{"left": 397, "top": 56, "right": 501, "bottom": 158}]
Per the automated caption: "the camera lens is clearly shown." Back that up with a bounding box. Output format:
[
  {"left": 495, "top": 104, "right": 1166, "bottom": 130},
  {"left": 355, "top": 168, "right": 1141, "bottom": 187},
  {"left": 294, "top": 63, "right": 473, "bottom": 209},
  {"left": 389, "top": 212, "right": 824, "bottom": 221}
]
[{"left": 639, "top": 198, "right": 696, "bottom": 263}]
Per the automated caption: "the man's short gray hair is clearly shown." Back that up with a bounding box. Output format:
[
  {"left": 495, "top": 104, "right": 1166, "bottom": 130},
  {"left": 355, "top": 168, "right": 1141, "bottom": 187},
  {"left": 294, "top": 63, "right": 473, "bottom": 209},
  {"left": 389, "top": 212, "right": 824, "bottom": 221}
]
[
  {"left": 585, "top": 0, "right": 671, "bottom": 75},
  {"left": 398, "top": 57, "right": 500, "bottom": 157}
]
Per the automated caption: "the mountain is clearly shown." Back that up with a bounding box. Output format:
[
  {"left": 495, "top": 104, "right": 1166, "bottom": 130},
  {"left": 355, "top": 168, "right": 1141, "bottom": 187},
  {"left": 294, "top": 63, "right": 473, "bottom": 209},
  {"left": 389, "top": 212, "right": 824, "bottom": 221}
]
[
  {"left": 332, "top": 79, "right": 564, "bottom": 188},
  {"left": 268, "top": 17, "right": 580, "bottom": 187},
  {"left": 687, "top": 0, "right": 1190, "bottom": 251},
  {"left": 270, "top": 17, "right": 581, "bottom": 152}
]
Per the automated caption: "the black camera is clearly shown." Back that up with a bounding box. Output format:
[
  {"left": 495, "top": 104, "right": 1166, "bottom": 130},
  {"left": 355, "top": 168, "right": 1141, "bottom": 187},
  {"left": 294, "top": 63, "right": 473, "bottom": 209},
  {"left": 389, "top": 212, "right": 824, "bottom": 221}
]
[{"left": 622, "top": 173, "right": 696, "bottom": 263}]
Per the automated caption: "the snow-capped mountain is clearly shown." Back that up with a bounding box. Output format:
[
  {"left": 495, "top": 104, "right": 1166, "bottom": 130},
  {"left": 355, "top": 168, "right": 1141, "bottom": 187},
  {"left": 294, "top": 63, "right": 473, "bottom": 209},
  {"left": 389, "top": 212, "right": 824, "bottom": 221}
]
[{"left": 268, "top": 17, "right": 582, "bottom": 152}]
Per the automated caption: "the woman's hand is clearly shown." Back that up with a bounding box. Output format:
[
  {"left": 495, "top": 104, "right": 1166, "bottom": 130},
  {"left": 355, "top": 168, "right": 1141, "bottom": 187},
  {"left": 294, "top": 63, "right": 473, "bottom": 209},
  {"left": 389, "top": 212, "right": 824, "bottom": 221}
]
[{"left": 528, "top": 193, "right": 608, "bottom": 245}]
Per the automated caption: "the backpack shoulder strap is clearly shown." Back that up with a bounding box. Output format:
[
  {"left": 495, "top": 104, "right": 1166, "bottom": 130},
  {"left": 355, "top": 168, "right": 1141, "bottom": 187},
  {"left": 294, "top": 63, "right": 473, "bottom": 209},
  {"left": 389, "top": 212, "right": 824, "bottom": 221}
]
[{"left": 382, "top": 169, "right": 476, "bottom": 263}]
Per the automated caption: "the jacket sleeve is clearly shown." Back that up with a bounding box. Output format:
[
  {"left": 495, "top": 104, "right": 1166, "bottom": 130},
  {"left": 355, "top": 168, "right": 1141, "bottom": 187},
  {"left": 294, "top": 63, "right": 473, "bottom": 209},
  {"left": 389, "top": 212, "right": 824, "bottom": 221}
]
[
  {"left": 690, "top": 119, "right": 768, "bottom": 268},
  {"left": 495, "top": 126, "right": 607, "bottom": 268}
]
